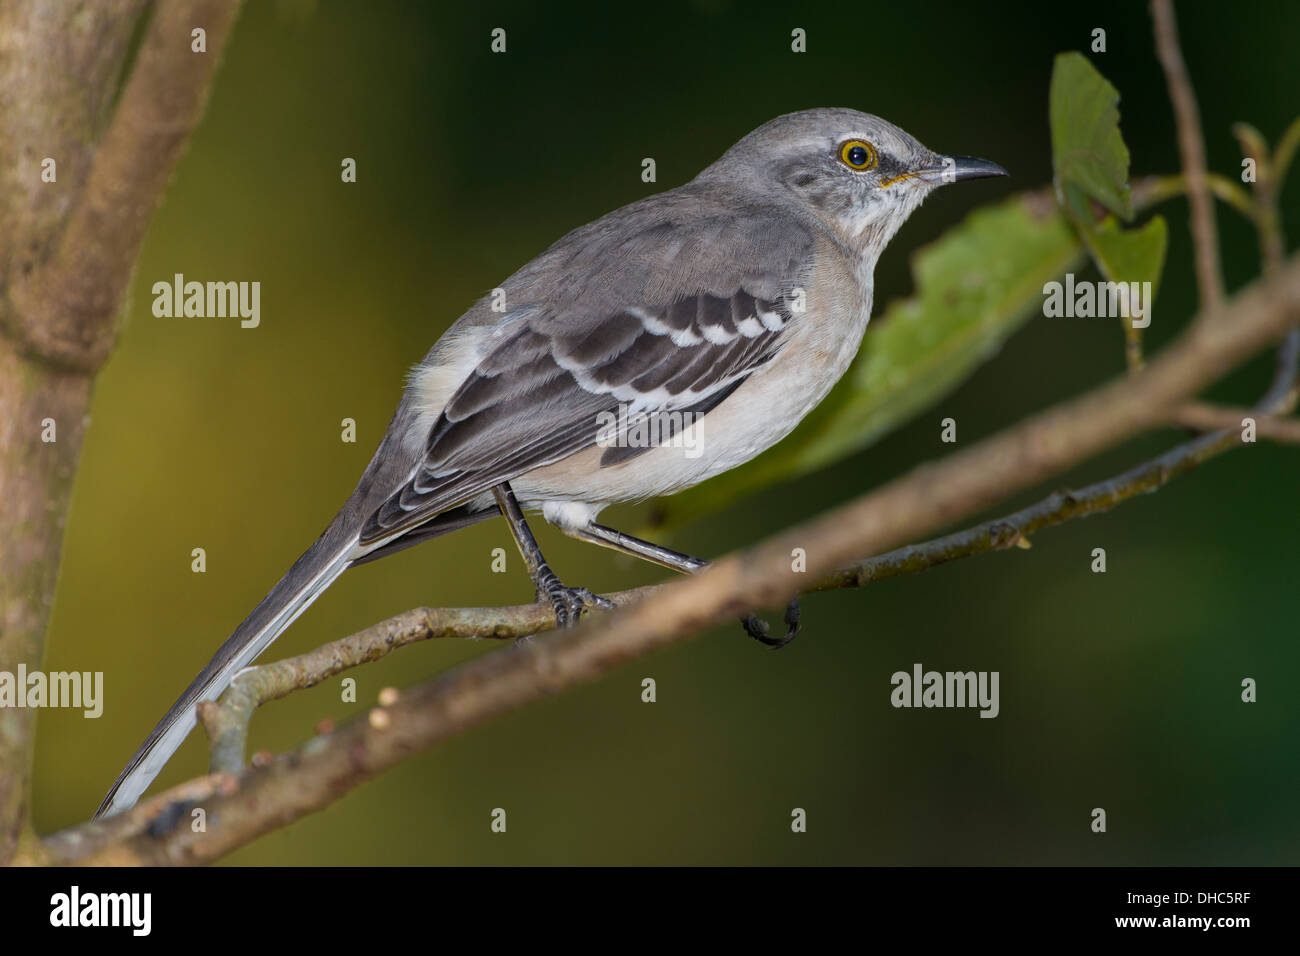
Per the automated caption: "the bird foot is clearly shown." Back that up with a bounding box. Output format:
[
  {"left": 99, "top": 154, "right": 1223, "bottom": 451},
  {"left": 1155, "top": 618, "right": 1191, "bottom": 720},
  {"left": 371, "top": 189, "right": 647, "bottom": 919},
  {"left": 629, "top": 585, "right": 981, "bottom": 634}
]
[
  {"left": 741, "top": 598, "right": 801, "bottom": 649},
  {"left": 542, "top": 581, "right": 615, "bottom": 628}
]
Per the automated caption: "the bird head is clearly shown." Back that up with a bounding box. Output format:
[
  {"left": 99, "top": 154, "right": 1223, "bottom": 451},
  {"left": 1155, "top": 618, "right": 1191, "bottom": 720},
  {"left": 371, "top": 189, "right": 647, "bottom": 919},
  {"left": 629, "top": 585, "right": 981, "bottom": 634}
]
[{"left": 699, "top": 108, "right": 1007, "bottom": 256}]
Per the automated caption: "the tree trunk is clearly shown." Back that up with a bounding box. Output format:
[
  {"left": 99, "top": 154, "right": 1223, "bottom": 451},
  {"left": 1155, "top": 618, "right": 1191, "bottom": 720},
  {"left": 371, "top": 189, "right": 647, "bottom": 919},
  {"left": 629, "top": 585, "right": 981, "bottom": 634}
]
[{"left": 0, "top": 0, "right": 240, "bottom": 864}]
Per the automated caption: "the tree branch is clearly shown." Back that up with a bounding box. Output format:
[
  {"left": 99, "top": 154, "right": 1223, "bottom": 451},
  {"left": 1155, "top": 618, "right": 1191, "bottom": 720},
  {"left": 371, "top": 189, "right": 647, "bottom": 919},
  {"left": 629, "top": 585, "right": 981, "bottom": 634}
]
[
  {"left": 1152, "top": 0, "right": 1224, "bottom": 310},
  {"left": 195, "top": 268, "right": 1299, "bottom": 774},
  {"left": 195, "top": 594, "right": 657, "bottom": 773},
  {"left": 38, "top": 255, "right": 1300, "bottom": 866},
  {"left": 1168, "top": 400, "right": 1300, "bottom": 442},
  {"left": 193, "top": 378, "right": 1293, "bottom": 778}
]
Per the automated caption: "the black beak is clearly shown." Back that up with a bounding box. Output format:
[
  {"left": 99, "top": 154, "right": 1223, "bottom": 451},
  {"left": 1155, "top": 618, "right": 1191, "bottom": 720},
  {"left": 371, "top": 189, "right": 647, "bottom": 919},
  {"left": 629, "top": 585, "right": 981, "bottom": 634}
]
[
  {"left": 917, "top": 155, "right": 1009, "bottom": 185},
  {"left": 945, "top": 155, "right": 1009, "bottom": 183}
]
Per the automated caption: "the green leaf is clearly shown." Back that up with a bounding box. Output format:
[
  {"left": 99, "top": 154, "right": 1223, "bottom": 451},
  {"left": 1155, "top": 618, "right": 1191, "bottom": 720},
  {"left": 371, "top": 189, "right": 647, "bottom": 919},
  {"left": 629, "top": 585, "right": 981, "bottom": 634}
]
[
  {"left": 645, "top": 193, "right": 1085, "bottom": 532},
  {"left": 1048, "top": 52, "right": 1161, "bottom": 345},
  {"left": 1050, "top": 51, "right": 1133, "bottom": 221},
  {"left": 1087, "top": 214, "right": 1168, "bottom": 298}
]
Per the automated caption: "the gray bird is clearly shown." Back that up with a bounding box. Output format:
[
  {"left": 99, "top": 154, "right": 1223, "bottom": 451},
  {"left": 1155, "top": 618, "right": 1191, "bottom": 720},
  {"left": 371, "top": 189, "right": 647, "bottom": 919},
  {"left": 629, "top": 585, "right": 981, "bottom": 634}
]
[{"left": 97, "top": 108, "right": 1006, "bottom": 816}]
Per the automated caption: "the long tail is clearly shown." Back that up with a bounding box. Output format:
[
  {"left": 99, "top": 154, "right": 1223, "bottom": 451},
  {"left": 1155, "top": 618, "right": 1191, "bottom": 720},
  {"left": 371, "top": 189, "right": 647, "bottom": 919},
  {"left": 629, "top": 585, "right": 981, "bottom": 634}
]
[
  {"left": 94, "top": 533, "right": 358, "bottom": 817},
  {"left": 94, "top": 497, "right": 499, "bottom": 817}
]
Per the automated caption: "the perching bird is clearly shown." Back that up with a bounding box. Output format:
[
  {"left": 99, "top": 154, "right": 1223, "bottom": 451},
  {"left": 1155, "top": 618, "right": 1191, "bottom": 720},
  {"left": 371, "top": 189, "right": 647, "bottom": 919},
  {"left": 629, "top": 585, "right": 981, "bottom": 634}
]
[{"left": 97, "top": 108, "right": 1006, "bottom": 816}]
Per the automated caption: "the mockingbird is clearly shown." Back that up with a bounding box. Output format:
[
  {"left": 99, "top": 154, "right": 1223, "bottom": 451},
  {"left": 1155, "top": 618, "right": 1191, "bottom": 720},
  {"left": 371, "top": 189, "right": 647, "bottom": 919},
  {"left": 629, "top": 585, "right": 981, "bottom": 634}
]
[{"left": 97, "top": 107, "right": 1006, "bottom": 816}]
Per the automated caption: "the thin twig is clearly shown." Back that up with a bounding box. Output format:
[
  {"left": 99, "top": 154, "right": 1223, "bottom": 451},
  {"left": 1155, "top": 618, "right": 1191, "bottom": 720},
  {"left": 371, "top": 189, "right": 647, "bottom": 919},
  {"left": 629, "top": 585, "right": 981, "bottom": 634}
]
[
  {"left": 1232, "top": 123, "right": 1286, "bottom": 276},
  {"left": 1273, "top": 116, "right": 1300, "bottom": 197},
  {"left": 1232, "top": 116, "right": 1298, "bottom": 416},
  {"left": 1169, "top": 400, "right": 1300, "bottom": 442},
  {"left": 196, "top": 592, "right": 659, "bottom": 771},
  {"left": 1131, "top": 173, "right": 1256, "bottom": 222},
  {"left": 1152, "top": 0, "right": 1224, "bottom": 310}
]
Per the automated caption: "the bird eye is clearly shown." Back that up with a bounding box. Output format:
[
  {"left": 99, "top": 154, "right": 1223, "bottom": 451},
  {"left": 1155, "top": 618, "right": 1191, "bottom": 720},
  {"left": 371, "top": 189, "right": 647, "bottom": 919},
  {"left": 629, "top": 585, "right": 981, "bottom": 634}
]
[{"left": 839, "top": 140, "right": 878, "bottom": 171}]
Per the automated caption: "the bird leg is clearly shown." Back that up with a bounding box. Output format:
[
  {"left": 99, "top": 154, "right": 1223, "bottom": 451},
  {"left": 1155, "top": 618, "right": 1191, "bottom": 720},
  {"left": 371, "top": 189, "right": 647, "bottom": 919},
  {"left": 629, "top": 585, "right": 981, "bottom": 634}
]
[
  {"left": 492, "top": 483, "right": 614, "bottom": 628},
  {"left": 563, "top": 521, "right": 801, "bottom": 650}
]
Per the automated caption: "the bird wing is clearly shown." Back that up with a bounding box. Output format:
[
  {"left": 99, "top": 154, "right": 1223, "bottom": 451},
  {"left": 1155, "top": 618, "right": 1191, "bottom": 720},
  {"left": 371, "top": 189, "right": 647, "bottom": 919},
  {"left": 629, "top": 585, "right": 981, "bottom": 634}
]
[{"left": 360, "top": 202, "right": 817, "bottom": 545}]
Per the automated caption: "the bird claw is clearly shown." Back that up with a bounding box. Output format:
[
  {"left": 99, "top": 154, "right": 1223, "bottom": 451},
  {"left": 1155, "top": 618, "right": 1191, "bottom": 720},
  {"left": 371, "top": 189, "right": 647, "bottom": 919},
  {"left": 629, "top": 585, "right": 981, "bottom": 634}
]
[
  {"left": 741, "top": 598, "right": 801, "bottom": 649},
  {"left": 573, "top": 587, "right": 617, "bottom": 611},
  {"left": 544, "top": 583, "right": 614, "bottom": 628}
]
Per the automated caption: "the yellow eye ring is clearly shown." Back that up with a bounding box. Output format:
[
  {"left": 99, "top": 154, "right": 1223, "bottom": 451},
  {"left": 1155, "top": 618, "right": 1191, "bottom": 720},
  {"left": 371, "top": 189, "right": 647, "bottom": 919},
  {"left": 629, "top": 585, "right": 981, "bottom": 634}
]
[{"left": 839, "top": 140, "right": 878, "bottom": 171}]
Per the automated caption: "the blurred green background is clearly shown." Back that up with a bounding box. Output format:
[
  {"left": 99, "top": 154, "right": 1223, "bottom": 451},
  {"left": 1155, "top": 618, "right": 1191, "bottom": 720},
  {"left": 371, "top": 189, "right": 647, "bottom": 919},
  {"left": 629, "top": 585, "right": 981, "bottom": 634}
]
[{"left": 30, "top": 0, "right": 1299, "bottom": 863}]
